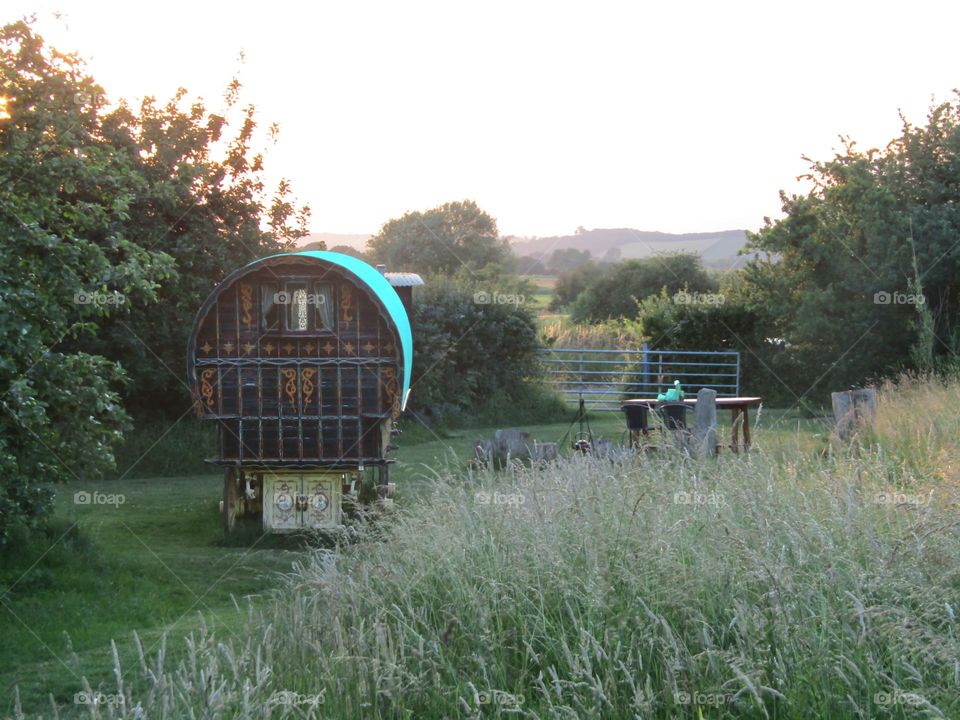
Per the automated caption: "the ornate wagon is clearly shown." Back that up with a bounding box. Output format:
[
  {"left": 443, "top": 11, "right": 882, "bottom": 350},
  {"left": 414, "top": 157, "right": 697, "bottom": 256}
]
[{"left": 186, "top": 251, "right": 417, "bottom": 533}]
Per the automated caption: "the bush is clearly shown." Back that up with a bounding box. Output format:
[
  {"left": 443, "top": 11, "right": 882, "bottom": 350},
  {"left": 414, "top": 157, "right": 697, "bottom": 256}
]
[
  {"left": 410, "top": 275, "right": 544, "bottom": 417},
  {"left": 636, "top": 282, "right": 803, "bottom": 406},
  {"left": 549, "top": 262, "right": 603, "bottom": 310},
  {"left": 570, "top": 253, "right": 716, "bottom": 323}
]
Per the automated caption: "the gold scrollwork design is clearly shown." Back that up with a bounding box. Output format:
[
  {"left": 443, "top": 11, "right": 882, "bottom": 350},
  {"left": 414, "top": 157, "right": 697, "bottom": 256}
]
[
  {"left": 382, "top": 367, "right": 400, "bottom": 418},
  {"left": 239, "top": 283, "right": 254, "bottom": 327},
  {"left": 282, "top": 368, "right": 298, "bottom": 410},
  {"left": 200, "top": 369, "right": 216, "bottom": 408},
  {"left": 302, "top": 368, "right": 316, "bottom": 407},
  {"left": 340, "top": 284, "right": 354, "bottom": 323}
]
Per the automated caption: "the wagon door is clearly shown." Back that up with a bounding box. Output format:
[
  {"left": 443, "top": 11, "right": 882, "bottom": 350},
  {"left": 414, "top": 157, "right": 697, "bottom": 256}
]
[
  {"left": 262, "top": 472, "right": 341, "bottom": 531},
  {"left": 262, "top": 473, "right": 300, "bottom": 531},
  {"left": 302, "top": 473, "right": 341, "bottom": 529}
]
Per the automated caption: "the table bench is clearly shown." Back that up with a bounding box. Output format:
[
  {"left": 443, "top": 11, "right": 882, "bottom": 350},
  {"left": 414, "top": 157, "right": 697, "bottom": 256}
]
[{"left": 620, "top": 396, "right": 762, "bottom": 452}]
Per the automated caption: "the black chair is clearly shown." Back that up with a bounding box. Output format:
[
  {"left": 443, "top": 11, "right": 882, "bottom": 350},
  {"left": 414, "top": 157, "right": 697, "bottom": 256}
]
[
  {"left": 621, "top": 403, "right": 649, "bottom": 432},
  {"left": 655, "top": 401, "right": 690, "bottom": 431}
]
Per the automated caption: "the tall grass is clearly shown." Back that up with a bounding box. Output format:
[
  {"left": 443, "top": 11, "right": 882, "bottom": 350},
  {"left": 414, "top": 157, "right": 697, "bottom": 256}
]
[
  {"left": 540, "top": 319, "right": 646, "bottom": 393},
  {"left": 45, "top": 381, "right": 960, "bottom": 719},
  {"left": 540, "top": 318, "right": 644, "bottom": 350},
  {"left": 869, "top": 372, "right": 960, "bottom": 487}
]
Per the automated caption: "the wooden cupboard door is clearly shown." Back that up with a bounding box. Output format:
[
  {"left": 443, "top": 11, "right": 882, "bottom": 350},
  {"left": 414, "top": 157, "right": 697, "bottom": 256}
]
[
  {"left": 263, "top": 474, "right": 300, "bottom": 531},
  {"left": 302, "top": 474, "right": 340, "bottom": 529}
]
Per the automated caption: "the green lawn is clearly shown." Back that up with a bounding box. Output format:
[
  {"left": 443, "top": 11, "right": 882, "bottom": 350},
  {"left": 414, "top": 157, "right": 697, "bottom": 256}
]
[
  {"left": 1, "top": 405, "right": 825, "bottom": 716},
  {"left": 396, "top": 405, "right": 830, "bottom": 484},
  {"left": 0, "top": 474, "right": 299, "bottom": 714}
]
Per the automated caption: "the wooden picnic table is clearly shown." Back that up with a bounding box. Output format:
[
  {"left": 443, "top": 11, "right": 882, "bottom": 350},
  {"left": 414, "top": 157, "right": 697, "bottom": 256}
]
[{"left": 621, "top": 396, "right": 762, "bottom": 452}]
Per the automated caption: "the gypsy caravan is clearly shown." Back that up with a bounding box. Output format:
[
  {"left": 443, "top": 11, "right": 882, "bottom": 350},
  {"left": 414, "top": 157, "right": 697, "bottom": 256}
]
[{"left": 186, "top": 251, "right": 419, "bottom": 533}]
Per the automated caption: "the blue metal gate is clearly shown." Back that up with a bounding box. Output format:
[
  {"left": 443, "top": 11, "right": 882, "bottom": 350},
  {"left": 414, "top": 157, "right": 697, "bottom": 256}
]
[{"left": 540, "top": 346, "right": 741, "bottom": 411}]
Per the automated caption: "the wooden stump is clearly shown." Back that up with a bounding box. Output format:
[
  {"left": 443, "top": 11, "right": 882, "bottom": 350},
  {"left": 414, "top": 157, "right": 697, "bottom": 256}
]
[
  {"left": 494, "top": 428, "right": 532, "bottom": 464},
  {"left": 692, "top": 388, "right": 718, "bottom": 458},
  {"left": 476, "top": 431, "right": 560, "bottom": 466},
  {"left": 532, "top": 442, "right": 559, "bottom": 463},
  {"left": 474, "top": 439, "right": 496, "bottom": 465},
  {"left": 831, "top": 388, "right": 876, "bottom": 441}
]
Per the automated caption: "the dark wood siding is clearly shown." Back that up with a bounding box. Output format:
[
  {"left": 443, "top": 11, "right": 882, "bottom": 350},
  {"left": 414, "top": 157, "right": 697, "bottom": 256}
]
[{"left": 189, "top": 261, "right": 403, "bottom": 467}]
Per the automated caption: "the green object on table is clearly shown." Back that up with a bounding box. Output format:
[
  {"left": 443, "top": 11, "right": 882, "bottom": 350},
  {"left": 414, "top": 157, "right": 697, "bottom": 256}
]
[{"left": 657, "top": 380, "right": 684, "bottom": 402}]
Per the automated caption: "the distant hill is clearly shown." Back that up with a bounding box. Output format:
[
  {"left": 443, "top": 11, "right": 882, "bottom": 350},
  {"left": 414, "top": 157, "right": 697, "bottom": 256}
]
[
  {"left": 511, "top": 228, "right": 752, "bottom": 269},
  {"left": 296, "top": 233, "right": 370, "bottom": 252},
  {"left": 294, "top": 228, "right": 753, "bottom": 269}
]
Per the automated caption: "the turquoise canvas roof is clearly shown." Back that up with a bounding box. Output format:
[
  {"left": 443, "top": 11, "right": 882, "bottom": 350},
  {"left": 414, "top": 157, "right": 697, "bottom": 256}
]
[{"left": 246, "top": 250, "right": 413, "bottom": 409}]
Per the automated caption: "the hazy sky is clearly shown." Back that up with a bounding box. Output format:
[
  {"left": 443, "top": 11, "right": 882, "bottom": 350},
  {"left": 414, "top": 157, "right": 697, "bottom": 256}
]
[{"left": 5, "top": 1, "right": 960, "bottom": 237}]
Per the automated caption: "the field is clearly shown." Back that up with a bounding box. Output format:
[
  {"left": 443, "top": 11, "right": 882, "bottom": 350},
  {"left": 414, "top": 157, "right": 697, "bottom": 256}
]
[
  {"left": 3, "top": 379, "right": 960, "bottom": 718},
  {"left": 521, "top": 275, "right": 557, "bottom": 315}
]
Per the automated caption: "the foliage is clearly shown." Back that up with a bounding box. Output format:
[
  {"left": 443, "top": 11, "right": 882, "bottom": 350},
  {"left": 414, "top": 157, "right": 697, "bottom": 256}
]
[
  {"left": 326, "top": 243, "right": 365, "bottom": 258},
  {"left": 634, "top": 275, "right": 804, "bottom": 405},
  {"left": 410, "top": 275, "right": 542, "bottom": 415},
  {"left": 569, "top": 253, "right": 716, "bottom": 322},
  {"left": 549, "top": 260, "right": 604, "bottom": 310},
  {"left": 367, "top": 199, "right": 510, "bottom": 275},
  {"left": 507, "top": 251, "right": 548, "bottom": 275},
  {"left": 0, "top": 20, "right": 309, "bottom": 536},
  {"left": 0, "top": 21, "right": 175, "bottom": 540},
  {"left": 75, "top": 77, "right": 309, "bottom": 417},
  {"left": 543, "top": 247, "right": 593, "bottom": 273},
  {"left": 742, "top": 96, "right": 960, "bottom": 396}
]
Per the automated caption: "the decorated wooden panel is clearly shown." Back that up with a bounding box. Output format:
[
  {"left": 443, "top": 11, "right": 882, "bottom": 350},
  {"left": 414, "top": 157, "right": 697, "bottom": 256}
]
[{"left": 188, "top": 258, "right": 404, "bottom": 467}]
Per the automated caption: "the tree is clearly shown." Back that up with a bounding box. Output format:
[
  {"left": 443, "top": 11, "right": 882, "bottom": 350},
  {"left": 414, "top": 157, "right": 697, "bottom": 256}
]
[
  {"left": 327, "top": 244, "right": 364, "bottom": 258},
  {"left": 545, "top": 247, "right": 592, "bottom": 274},
  {"left": 635, "top": 278, "right": 795, "bottom": 405},
  {"left": 741, "top": 96, "right": 960, "bottom": 396},
  {"left": 367, "top": 200, "right": 510, "bottom": 274},
  {"left": 570, "top": 253, "right": 716, "bottom": 322},
  {"left": 600, "top": 247, "right": 621, "bottom": 264},
  {"left": 550, "top": 262, "right": 603, "bottom": 310},
  {"left": 79, "top": 84, "right": 309, "bottom": 417},
  {"left": 0, "top": 21, "right": 174, "bottom": 540},
  {"left": 0, "top": 20, "right": 310, "bottom": 538}
]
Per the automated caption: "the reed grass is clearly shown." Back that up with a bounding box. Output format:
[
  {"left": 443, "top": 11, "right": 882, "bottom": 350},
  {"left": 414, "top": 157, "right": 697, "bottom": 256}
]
[{"left": 53, "top": 378, "right": 960, "bottom": 719}]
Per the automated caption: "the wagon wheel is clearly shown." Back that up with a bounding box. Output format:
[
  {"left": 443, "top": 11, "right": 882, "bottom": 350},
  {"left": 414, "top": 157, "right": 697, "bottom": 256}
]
[{"left": 223, "top": 468, "right": 240, "bottom": 533}]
